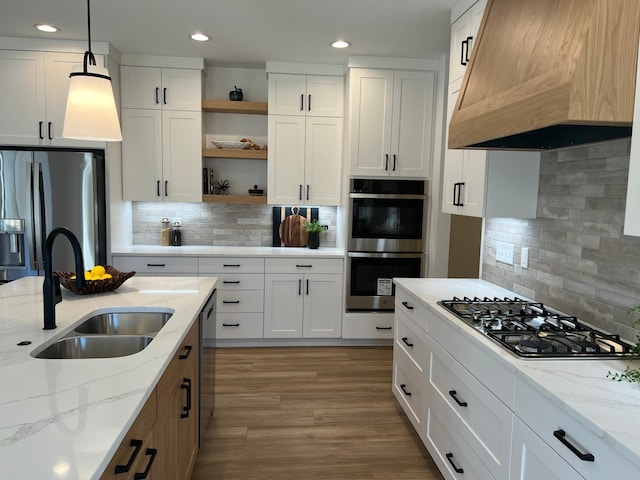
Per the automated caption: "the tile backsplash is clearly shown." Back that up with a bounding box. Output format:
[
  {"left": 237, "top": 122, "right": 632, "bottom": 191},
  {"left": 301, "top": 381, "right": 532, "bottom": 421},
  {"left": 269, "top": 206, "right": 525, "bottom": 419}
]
[
  {"left": 482, "top": 138, "right": 640, "bottom": 341},
  {"left": 132, "top": 203, "right": 337, "bottom": 247}
]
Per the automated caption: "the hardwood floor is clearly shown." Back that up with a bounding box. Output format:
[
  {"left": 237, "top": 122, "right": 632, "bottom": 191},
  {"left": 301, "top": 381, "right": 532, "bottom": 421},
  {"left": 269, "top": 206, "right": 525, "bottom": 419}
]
[{"left": 192, "top": 346, "right": 444, "bottom": 480}]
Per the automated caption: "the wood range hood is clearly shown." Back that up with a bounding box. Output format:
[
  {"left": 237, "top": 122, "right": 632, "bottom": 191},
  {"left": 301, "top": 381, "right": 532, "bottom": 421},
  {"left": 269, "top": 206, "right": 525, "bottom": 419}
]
[{"left": 448, "top": 0, "right": 640, "bottom": 150}]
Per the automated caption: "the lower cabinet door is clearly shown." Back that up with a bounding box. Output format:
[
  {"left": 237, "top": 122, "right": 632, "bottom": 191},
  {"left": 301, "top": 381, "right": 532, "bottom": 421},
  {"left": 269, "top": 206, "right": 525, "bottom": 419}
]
[
  {"left": 302, "top": 273, "right": 342, "bottom": 338},
  {"left": 264, "top": 274, "right": 303, "bottom": 338},
  {"left": 511, "top": 417, "right": 585, "bottom": 480}
]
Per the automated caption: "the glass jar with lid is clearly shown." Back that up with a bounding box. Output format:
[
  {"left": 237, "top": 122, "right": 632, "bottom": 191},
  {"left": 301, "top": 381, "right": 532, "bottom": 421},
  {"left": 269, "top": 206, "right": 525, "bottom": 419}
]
[{"left": 160, "top": 218, "right": 171, "bottom": 246}]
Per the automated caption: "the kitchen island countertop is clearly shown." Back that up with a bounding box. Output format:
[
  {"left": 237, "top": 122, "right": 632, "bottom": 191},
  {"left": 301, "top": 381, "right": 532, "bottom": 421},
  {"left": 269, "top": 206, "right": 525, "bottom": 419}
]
[
  {"left": 0, "top": 275, "right": 217, "bottom": 479},
  {"left": 394, "top": 278, "right": 640, "bottom": 470},
  {"left": 112, "top": 245, "right": 345, "bottom": 258}
]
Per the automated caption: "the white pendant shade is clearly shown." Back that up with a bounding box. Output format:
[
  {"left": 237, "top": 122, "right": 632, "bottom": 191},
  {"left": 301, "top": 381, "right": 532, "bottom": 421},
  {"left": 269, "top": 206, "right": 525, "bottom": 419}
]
[{"left": 63, "top": 64, "right": 122, "bottom": 142}]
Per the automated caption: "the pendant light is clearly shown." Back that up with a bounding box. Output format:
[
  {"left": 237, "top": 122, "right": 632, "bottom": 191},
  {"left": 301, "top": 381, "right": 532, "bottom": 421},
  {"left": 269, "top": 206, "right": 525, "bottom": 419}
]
[{"left": 62, "top": 0, "right": 122, "bottom": 141}]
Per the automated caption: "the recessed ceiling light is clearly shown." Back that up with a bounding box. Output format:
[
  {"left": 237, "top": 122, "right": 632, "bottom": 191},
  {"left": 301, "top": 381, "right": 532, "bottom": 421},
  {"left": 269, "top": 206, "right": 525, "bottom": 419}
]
[
  {"left": 190, "top": 33, "right": 210, "bottom": 42},
  {"left": 331, "top": 40, "right": 351, "bottom": 49},
  {"left": 35, "top": 24, "right": 60, "bottom": 33}
]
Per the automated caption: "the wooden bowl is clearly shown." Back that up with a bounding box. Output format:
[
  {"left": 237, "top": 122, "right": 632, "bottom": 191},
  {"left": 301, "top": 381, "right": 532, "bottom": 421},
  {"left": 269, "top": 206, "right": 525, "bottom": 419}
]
[{"left": 55, "top": 265, "right": 136, "bottom": 295}]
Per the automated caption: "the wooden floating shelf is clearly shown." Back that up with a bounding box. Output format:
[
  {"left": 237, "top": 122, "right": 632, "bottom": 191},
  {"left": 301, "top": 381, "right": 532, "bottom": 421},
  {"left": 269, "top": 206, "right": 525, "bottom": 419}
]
[
  {"left": 202, "top": 99, "right": 268, "bottom": 115},
  {"left": 202, "top": 148, "right": 267, "bottom": 160},
  {"left": 202, "top": 194, "right": 267, "bottom": 205}
]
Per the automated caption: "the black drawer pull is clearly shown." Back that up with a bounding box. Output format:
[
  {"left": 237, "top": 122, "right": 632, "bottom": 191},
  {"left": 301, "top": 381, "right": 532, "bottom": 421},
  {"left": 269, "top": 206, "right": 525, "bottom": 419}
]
[
  {"left": 222, "top": 323, "right": 240, "bottom": 327},
  {"left": 448, "top": 390, "right": 468, "bottom": 407},
  {"left": 446, "top": 453, "right": 464, "bottom": 474},
  {"left": 147, "top": 263, "right": 166, "bottom": 267},
  {"left": 223, "top": 264, "right": 241, "bottom": 267},
  {"left": 115, "top": 438, "right": 143, "bottom": 474},
  {"left": 401, "top": 301, "right": 414, "bottom": 310},
  {"left": 376, "top": 326, "right": 392, "bottom": 330},
  {"left": 222, "top": 300, "right": 240, "bottom": 304},
  {"left": 180, "top": 378, "right": 192, "bottom": 419},
  {"left": 223, "top": 280, "right": 241, "bottom": 284},
  {"left": 553, "top": 429, "right": 595, "bottom": 462},
  {"left": 296, "top": 264, "right": 313, "bottom": 268},
  {"left": 179, "top": 345, "right": 192, "bottom": 360},
  {"left": 401, "top": 337, "right": 414, "bottom": 347},
  {"left": 400, "top": 384, "right": 412, "bottom": 396},
  {"left": 133, "top": 448, "right": 157, "bottom": 480}
]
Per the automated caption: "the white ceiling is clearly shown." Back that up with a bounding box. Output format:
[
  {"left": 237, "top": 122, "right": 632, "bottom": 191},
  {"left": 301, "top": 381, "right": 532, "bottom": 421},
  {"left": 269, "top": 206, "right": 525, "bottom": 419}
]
[{"left": 0, "top": 0, "right": 458, "bottom": 67}]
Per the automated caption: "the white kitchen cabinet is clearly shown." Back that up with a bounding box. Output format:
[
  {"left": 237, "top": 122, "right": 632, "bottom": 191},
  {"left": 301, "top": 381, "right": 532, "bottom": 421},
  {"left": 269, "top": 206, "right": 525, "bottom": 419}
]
[
  {"left": 264, "top": 258, "right": 343, "bottom": 338},
  {"left": 349, "top": 68, "right": 435, "bottom": 178},
  {"left": 111, "top": 255, "right": 198, "bottom": 276},
  {"left": 121, "top": 108, "right": 202, "bottom": 202},
  {"left": 0, "top": 50, "right": 105, "bottom": 148},
  {"left": 624, "top": 34, "right": 640, "bottom": 236},
  {"left": 442, "top": 79, "right": 540, "bottom": 217},
  {"left": 449, "top": 0, "right": 487, "bottom": 85},
  {"left": 121, "top": 66, "right": 202, "bottom": 111},
  {"left": 267, "top": 115, "right": 343, "bottom": 205},
  {"left": 268, "top": 73, "right": 343, "bottom": 117}
]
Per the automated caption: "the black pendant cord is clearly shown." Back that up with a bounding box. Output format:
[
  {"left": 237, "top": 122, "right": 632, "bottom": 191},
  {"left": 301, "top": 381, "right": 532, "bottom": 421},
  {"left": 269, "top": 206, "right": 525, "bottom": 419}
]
[{"left": 72, "top": 0, "right": 110, "bottom": 80}]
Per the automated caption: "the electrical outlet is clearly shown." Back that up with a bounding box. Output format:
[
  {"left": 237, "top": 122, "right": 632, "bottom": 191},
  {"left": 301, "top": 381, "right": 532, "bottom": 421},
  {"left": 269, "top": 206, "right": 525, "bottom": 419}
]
[
  {"left": 496, "top": 242, "right": 514, "bottom": 264},
  {"left": 521, "top": 247, "right": 529, "bottom": 268}
]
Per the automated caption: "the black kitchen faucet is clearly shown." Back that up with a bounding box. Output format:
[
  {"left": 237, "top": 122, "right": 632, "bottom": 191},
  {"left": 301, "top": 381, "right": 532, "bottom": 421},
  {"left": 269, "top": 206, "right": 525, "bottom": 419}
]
[{"left": 42, "top": 227, "right": 86, "bottom": 330}]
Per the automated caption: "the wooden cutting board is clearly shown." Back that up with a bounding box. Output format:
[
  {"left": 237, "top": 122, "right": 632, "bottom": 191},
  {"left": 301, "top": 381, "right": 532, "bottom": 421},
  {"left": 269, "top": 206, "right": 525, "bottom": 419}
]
[{"left": 279, "top": 207, "right": 309, "bottom": 247}]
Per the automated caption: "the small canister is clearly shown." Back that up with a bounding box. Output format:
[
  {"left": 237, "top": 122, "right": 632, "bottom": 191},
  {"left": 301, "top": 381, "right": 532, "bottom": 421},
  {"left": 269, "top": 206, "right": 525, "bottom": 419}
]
[
  {"left": 171, "top": 221, "right": 182, "bottom": 246},
  {"left": 160, "top": 218, "right": 171, "bottom": 246}
]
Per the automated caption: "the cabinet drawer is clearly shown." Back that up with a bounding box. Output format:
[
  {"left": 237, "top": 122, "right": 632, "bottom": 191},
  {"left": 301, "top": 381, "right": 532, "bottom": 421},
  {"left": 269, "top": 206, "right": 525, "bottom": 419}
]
[
  {"left": 342, "top": 312, "right": 394, "bottom": 339},
  {"left": 428, "top": 335, "right": 513, "bottom": 480},
  {"left": 198, "top": 257, "right": 265, "bottom": 274},
  {"left": 265, "top": 257, "right": 343, "bottom": 274},
  {"left": 429, "top": 309, "right": 516, "bottom": 408},
  {"left": 111, "top": 255, "right": 198, "bottom": 275},
  {"left": 515, "top": 377, "right": 639, "bottom": 479},
  {"left": 217, "top": 290, "right": 264, "bottom": 313},
  {"left": 217, "top": 313, "right": 264, "bottom": 339},
  {"left": 426, "top": 402, "right": 495, "bottom": 480},
  {"left": 392, "top": 349, "right": 426, "bottom": 437},
  {"left": 395, "top": 287, "right": 429, "bottom": 331},
  {"left": 395, "top": 310, "right": 428, "bottom": 373},
  {"left": 216, "top": 273, "right": 264, "bottom": 291}
]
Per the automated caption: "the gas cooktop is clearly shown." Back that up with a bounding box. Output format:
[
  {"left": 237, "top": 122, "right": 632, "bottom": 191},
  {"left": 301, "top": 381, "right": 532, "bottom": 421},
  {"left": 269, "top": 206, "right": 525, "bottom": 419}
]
[{"left": 438, "top": 296, "right": 635, "bottom": 359}]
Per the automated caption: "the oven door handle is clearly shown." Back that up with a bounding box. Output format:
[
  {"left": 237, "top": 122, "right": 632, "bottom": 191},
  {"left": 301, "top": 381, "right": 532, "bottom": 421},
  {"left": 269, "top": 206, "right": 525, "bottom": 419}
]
[
  {"left": 347, "top": 252, "right": 424, "bottom": 259},
  {"left": 349, "top": 193, "right": 427, "bottom": 200}
]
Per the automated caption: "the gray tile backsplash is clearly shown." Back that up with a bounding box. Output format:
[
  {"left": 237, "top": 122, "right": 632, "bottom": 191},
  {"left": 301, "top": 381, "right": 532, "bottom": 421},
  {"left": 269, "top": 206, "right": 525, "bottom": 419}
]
[
  {"left": 132, "top": 203, "right": 337, "bottom": 247},
  {"left": 482, "top": 138, "right": 640, "bottom": 341}
]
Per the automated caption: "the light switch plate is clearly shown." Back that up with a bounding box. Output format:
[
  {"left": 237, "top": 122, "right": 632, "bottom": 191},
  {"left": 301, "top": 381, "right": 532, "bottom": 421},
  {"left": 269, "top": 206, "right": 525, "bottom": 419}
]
[
  {"left": 521, "top": 247, "right": 529, "bottom": 268},
  {"left": 496, "top": 242, "right": 514, "bottom": 264}
]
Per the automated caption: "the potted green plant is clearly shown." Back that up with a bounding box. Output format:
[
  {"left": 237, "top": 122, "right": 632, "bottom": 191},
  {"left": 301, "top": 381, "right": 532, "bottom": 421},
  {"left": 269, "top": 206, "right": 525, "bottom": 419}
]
[
  {"left": 607, "top": 304, "right": 640, "bottom": 385},
  {"left": 304, "top": 220, "right": 323, "bottom": 249}
]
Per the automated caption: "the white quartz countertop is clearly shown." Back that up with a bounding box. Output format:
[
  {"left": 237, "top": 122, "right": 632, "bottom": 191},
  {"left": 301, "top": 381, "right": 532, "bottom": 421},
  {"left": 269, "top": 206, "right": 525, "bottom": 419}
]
[
  {"left": 394, "top": 278, "right": 640, "bottom": 469},
  {"left": 112, "top": 245, "right": 345, "bottom": 258},
  {"left": 0, "top": 275, "right": 217, "bottom": 480}
]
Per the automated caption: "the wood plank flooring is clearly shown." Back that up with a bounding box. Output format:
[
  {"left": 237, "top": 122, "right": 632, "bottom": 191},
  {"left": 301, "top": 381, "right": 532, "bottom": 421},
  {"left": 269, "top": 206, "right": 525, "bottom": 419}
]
[{"left": 192, "top": 346, "right": 444, "bottom": 480}]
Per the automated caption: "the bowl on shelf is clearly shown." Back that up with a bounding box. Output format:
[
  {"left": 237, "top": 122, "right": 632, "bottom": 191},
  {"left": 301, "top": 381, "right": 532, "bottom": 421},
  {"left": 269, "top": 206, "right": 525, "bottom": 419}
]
[
  {"left": 211, "top": 140, "right": 251, "bottom": 149},
  {"left": 55, "top": 265, "right": 135, "bottom": 295}
]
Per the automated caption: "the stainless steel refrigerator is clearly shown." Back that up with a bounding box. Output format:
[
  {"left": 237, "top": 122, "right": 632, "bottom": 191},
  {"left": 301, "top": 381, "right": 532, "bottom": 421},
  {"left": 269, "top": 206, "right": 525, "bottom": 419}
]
[{"left": 0, "top": 149, "right": 107, "bottom": 281}]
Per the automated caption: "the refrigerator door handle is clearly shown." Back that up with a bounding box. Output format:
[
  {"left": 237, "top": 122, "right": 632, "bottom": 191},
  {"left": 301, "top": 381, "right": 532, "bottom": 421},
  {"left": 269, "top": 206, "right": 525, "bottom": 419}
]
[{"left": 33, "top": 162, "right": 47, "bottom": 273}]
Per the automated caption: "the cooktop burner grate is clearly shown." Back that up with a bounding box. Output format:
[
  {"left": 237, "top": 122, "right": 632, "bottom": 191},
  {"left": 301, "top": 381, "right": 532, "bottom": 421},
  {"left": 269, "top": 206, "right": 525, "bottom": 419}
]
[{"left": 438, "top": 297, "right": 634, "bottom": 358}]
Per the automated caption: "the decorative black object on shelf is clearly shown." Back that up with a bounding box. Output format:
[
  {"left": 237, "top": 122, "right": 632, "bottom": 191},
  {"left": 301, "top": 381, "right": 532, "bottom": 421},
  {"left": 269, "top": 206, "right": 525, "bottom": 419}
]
[
  {"left": 214, "top": 179, "right": 230, "bottom": 195},
  {"left": 248, "top": 184, "right": 263, "bottom": 195},
  {"left": 229, "top": 86, "right": 243, "bottom": 101}
]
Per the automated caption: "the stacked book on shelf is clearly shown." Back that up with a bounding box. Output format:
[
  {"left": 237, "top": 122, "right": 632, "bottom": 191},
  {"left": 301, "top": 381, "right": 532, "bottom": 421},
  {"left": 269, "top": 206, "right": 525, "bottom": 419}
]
[{"left": 202, "top": 168, "right": 216, "bottom": 194}]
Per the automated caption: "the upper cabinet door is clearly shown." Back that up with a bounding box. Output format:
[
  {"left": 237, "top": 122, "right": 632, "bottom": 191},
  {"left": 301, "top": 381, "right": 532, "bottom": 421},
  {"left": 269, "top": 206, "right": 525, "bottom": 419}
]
[
  {"left": 305, "top": 117, "right": 343, "bottom": 205},
  {"left": 121, "top": 66, "right": 162, "bottom": 109},
  {"left": 268, "top": 74, "right": 307, "bottom": 116},
  {"left": 305, "top": 75, "right": 344, "bottom": 117},
  {"left": 448, "top": 0, "right": 487, "bottom": 85},
  {"left": 160, "top": 69, "right": 202, "bottom": 111},
  {"left": 0, "top": 51, "right": 46, "bottom": 146},
  {"left": 267, "top": 115, "right": 306, "bottom": 204},
  {"left": 121, "top": 66, "right": 201, "bottom": 111},
  {"left": 268, "top": 74, "right": 343, "bottom": 117}
]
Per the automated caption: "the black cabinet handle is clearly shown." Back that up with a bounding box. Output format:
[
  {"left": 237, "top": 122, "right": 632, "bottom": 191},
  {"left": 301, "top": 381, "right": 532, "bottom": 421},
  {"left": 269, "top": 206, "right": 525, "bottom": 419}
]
[
  {"left": 146, "top": 263, "right": 166, "bottom": 267},
  {"left": 308, "top": 94, "right": 311, "bottom": 111},
  {"left": 39, "top": 121, "right": 44, "bottom": 140},
  {"left": 156, "top": 180, "right": 160, "bottom": 197},
  {"left": 48, "top": 122, "right": 53, "bottom": 140},
  {"left": 223, "top": 264, "right": 241, "bottom": 267},
  {"left": 453, "top": 182, "right": 458, "bottom": 206},
  {"left": 180, "top": 378, "right": 192, "bottom": 419},
  {"left": 298, "top": 278, "right": 302, "bottom": 295},
  {"left": 222, "top": 322, "right": 240, "bottom": 327},
  {"left": 402, "top": 301, "right": 414, "bottom": 311},
  {"left": 553, "top": 429, "right": 595, "bottom": 462},
  {"left": 223, "top": 280, "right": 241, "bottom": 284},
  {"left": 296, "top": 264, "right": 312, "bottom": 268},
  {"left": 400, "top": 384, "right": 412, "bottom": 396},
  {"left": 376, "top": 326, "right": 392, "bottom": 330},
  {"left": 385, "top": 154, "right": 389, "bottom": 171},
  {"left": 115, "top": 438, "right": 143, "bottom": 474},
  {"left": 393, "top": 154, "right": 397, "bottom": 171},
  {"left": 300, "top": 94, "right": 304, "bottom": 111},
  {"left": 299, "top": 184, "right": 303, "bottom": 201},
  {"left": 446, "top": 453, "right": 464, "bottom": 474},
  {"left": 179, "top": 345, "right": 192, "bottom": 360},
  {"left": 306, "top": 278, "right": 309, "bottom": 295},
  {"left": 460, "top": 39, "right": 468, "bottom": 66},
  {"left": 402, "top": 337, "right": 414, "bottom": 347},
  {"left": 155, "top": 87, "right": 159, "bottom": 104},
  {"left": 457, "top": 182, "right": 465, "bottom": 206},
  {"left": 306, "top": 184, "right": 310, "bottom": 201},
  {"left": 133, "top": 448, "right": 157, "bottom": 480},
  {"left": 449, "top": 390, "right": 468, "bottom": 407},
  {"left": 164, "top": 180, "right": 168, "bottom": 197},
  {"left": 465, "top": 36, "right": 473, "bottom": 63},
  {"left": 222, "top": 300, "right": 240, "bottom": 304},
  {"left": 163, "top": 87, "right": 167, "bottom": 105}
]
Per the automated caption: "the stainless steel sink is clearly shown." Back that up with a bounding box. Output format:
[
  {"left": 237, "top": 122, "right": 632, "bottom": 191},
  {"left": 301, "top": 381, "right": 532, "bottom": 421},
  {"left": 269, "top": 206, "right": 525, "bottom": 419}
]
[
  {"left": 33, "top": 335, "right": 154, "bottom": 359},
  {"left": 73, "top": 311, "right": 173, "bottom": 336}
]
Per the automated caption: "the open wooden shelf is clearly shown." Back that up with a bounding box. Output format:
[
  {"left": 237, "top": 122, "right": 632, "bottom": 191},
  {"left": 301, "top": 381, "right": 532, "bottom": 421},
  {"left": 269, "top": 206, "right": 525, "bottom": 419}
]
[
  {"left": 202, "top": 148, "right": 267, "bottom": 160},
  {"left": 202, "top": 99, "right": 268, "bottom": 115},
  {"left": 202, "top": 194, "right": 267, "bottom": 205}
]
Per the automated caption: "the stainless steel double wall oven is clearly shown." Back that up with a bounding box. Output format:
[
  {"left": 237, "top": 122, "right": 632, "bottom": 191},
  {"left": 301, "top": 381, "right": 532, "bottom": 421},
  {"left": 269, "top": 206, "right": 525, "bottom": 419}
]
[{"left": 347, "top": 178, "right": 427, "bottom": 311}]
